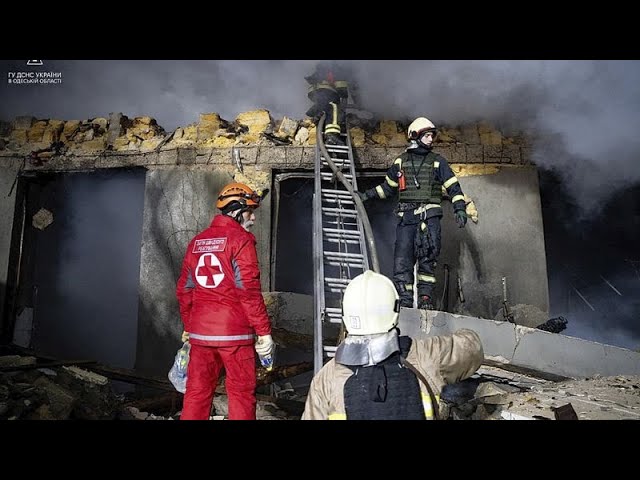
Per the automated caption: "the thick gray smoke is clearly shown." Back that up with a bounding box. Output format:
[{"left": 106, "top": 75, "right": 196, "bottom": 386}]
[
  {"left": 2, "top": 60, "right": 638, "bottom": 352},
  {"left": 2, "top": 59, "right": 639, "bottom": 213}
]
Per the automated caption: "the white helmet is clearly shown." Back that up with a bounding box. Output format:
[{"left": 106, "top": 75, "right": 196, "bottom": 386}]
[
  {"left": 407, "top": 117, "right": 437, "bottom": 140},
  {"left": 342, "top": 270, "right": 400, "bottom": 335}
]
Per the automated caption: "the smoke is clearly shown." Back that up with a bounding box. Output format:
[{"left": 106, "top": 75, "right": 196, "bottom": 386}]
[
  {"left": 30, "top": 170, "right": 146, "bottom": 369},
  {"left": 2, "top": 60, "right": 639, "bottom": 214}
]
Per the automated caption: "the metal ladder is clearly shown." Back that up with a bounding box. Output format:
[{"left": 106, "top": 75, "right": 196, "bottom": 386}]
[{"left": 312, "top": 128, "right": 370, "bottom": 374}]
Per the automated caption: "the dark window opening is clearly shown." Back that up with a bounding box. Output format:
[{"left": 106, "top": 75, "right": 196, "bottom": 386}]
[{"left": 4, "top": 168, "right": 147, "bottom": 369}]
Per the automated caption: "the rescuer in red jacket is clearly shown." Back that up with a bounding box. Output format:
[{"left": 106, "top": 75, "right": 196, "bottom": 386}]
[{"left": 176, "top": 182, "right": 274, "bottom": 420}]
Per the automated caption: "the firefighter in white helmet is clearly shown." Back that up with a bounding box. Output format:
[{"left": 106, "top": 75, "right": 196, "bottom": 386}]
[
  {"left": 356, "top": 117, "right": 468, "bottom": 310},
  {"left": 301, "top": 270, "right": 483, "bottom": 420}
]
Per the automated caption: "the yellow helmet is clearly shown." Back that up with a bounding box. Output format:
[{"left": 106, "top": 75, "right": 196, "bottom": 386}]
[
  {"left": 407, "top": 117, "right": 437, "bottom": 140},
  {"left": 342, "top": 271, "right": 400, "bottom": 336}
]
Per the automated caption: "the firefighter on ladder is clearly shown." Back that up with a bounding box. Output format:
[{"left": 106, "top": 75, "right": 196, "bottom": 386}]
[{"left": 305, "top": 61, "right": 350, "bottom": 146}]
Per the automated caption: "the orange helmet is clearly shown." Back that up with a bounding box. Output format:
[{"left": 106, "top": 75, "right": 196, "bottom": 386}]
[{"left": 216, "top": 182, "right": 263, "bottom": 211}]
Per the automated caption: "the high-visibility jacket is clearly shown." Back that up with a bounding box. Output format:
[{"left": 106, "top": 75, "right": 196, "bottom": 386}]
[{"left": 176, "top": 214, "right": 271, "bottom": 347}]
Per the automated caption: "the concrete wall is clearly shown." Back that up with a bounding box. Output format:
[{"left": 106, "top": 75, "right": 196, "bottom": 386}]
[
  {"left": 439, "top": 165, "right": 549, "bottom": 318},
  {"left": 135, "top": 168, "right": 272, "bottom": 376}
]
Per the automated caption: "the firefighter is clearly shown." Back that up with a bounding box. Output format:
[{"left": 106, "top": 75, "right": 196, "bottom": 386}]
[
  {"left": 305, "top": 61, "right": 350, "bottom": 146},
  {"left": 357, "top": 117, "right": 468, "bottom": 310},
  {"left": 176, "top": 182, "right": 274, "bottom": 420},
  {"left": 301, "top": 270, "right": 483, "bottom": 420}
]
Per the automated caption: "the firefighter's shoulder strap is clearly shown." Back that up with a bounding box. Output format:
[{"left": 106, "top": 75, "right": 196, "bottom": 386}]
[{"left": 399, "top": 356, "right": 441, "bottom": 420}]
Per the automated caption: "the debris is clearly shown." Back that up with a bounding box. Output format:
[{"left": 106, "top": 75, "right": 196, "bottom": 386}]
[
  {"left": 32, "top": 208, "right": 54, "bottom": 230},
  {"left": 63, "top": 366, "right": 109, "bottom": 385},
  {"left": 552, "top": 403, "right": 579, "bottom": 420},
  {"left": 536, "top": 316, "right": 568, "bottom": 333}
]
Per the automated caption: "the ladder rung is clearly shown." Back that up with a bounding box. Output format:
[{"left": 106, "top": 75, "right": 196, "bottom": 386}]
[
  {"left": 322, "top": 207, "right": 358, "bottom": 217},
  {"left": 325, "top": 261, "right": 365, "bottom": 268},
  {"left": 324, "top": 251, "right": 364, "bottom": 259},
  {"left": 321, "top": 172, "right": 353, "bottom": 180},
  {"left": 326, "top": 313, "right": 343, "bottom": 319},
  {"left": 326, "top": 238, "right": 360, "bottom": 245},
  {"left": 322, "top": 189, "right": 353, "bottom": 197},
  {"left": 324, "top": 221, "right": 359, "bottom": 227},
  {"left": 325, "top": 277, "right": 351, "bottom": 284},
  {"left": 322, "top": 197, "right": 355, "bottom": 205},
  {"left": 324, "top": 233, "right": 361, "bottom": 241},
  {"left": 325, "top": 145, "right": 350, "bottom": 151},
  {"left": 323, "top": 227, "right": 361, "bottom": 237},
  {"left": 321, "top": 159, "right": 350, "bottom": 165}
]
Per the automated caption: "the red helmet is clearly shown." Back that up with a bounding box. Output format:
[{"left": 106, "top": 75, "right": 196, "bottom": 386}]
[{"left": 216, "top": 182, "right": 263, "bottom": 211}]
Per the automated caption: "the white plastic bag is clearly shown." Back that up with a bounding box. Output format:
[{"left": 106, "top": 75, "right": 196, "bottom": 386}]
[{"left": 168, "top": 340, "right": 190, "bottom": 393}]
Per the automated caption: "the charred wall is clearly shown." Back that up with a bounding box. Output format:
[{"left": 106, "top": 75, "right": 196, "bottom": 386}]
[{"left": 0, "top": 112, "right": 546, "bottom": 376}]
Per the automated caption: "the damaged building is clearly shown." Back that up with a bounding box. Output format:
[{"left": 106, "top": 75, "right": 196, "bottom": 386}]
[{"left": 0, "top": 110, "right": 638, "bottom": 420}]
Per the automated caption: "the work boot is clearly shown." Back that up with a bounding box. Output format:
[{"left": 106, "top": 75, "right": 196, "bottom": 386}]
[
  {"left": 399, "top": 299, "right": 414, "bottom": 309},
  {"left": 324, "top": 133, "right": 345, "bottom": 146},
  {"left": 418, "top": 295, "right": 434, "bottom": 310}
]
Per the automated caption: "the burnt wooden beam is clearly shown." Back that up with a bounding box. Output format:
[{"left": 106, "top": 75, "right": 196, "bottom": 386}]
[
  {"left": 482, "top": 359, "right": 570, "bottom": 382},
  {"left": 256, "top": 361, "right": 313, "bottom": 386}
]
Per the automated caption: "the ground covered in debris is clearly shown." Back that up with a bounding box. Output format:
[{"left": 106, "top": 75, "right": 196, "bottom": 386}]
[
  {"left": 443, "top": 366, "right": 640, "bottom": 420},
  {"left": 2, "top": 353, "right": 638, "bottom": 420},
  {"left": 0, "top": 354, "right": 306, "bottom": 420}
]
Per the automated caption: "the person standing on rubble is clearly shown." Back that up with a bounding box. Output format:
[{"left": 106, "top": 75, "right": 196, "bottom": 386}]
[
  {"left": 176, "top": 182, "right": 274, "bottom": 420},
  {"left": 301, "top": 270, "right": 483, "bottom": 420},
  {"left": 305, "top": 61, "right": 351, "bottom": 146},
  {"left": 356, "top": 116, "right": 469, "bottom": 310}
]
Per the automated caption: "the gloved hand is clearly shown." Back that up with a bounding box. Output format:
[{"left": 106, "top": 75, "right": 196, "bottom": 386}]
[
  {"left": 454, "top": 209, "right": 467, "bottom": 228},
  {"left": 356, "top": 191, "right": 370, "bottom": 203},
  {"left": 181, "top": 331, "right": 189, "bottom": 343},
  {"left": 255, "top": 334, "right": 274, "bottom": 357}
]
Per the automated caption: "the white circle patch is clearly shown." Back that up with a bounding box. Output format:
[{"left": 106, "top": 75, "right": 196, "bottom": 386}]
[{"left": 195, "top": 253, "right": 225, "bottom": 288}]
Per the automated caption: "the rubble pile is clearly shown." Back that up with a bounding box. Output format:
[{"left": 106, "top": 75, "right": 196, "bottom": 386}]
[
  {"left": 443, "top": 366, "right": 640, "bottom": 420},
  {"left": 0, "top": 110, "right": 527, "bottom": 158},
  {"left": 0, "top": 354, "right": 306, "bottom": 420},
  {"left": 0, "top": 355, "right": 125, "bottom": 420}
]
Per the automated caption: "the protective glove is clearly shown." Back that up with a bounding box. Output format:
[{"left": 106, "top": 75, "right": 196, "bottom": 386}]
[
  {"left": 356, "top": 191, "right": 370, "bottom": 203},
  {"left": 454, "top": 209, "right": 467, "bottom": 228},
  {"left": 181, "top": 331, "right": 189, "bottom": 343},
  {"left": 255, "top": 334, "right": 274, "bottom": 357}
]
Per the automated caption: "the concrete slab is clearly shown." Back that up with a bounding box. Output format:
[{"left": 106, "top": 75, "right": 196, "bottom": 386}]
[{"left": 399, "top": 308, "right": 640, "bottom": 379}]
